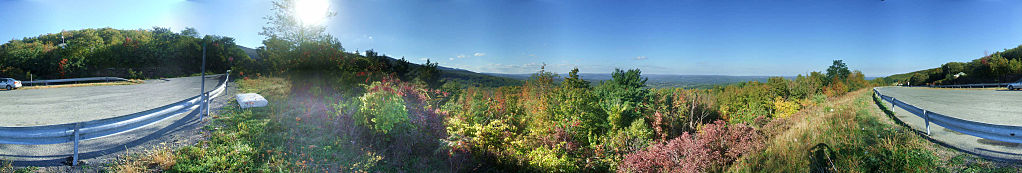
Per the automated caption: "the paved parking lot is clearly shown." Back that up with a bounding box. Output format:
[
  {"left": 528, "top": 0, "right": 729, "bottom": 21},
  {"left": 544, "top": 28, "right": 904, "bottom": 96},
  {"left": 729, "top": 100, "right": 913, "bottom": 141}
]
[
  {"left": 876, "top": 87, "right": 1022, "bottom": 161},
  {"left": 0, "top": 75, "right": 222, "bottom": 127}
]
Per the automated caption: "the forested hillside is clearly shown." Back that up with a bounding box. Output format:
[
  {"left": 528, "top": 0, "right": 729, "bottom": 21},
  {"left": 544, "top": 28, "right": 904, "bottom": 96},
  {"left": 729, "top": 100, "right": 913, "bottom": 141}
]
[
  {"left": 882, "top": 44, "right": 1022, "bottom": 86},
  {"left": 0, "top": 27, "right": 250, "bottom": 79}
]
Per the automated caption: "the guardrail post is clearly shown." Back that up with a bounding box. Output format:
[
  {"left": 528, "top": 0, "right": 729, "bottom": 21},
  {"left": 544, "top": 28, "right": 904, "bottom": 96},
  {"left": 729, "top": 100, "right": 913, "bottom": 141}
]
[
  {"left": 200, "top": 93, "right": 207, "bottom": 120},
  {"left": 72, "top": 122, "right": 80, "bottom": 166},
  {"left": 923, "top": 110, "right": 930, "bottom": 135},
  {"left": 890, "top": 98, "right": 895, "bottom": 110},
  {"left": 205, "top": 92, "right": 211, "bottom": 117},
  {"left": 200, "top": 41, "right": 207, "bottom": 119}
]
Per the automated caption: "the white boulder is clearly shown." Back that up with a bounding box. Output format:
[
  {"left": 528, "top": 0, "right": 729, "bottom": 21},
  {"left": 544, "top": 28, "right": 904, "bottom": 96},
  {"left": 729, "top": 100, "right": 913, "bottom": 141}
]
[{"left": 236, "top": 93, "right": 268, "bottom": 108}]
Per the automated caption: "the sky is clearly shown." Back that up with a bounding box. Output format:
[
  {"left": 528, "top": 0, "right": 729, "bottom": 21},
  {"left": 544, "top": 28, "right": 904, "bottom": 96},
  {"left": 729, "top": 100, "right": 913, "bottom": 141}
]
[{"left": 2, "top": 0, "right": 1022, "bottom": 76}]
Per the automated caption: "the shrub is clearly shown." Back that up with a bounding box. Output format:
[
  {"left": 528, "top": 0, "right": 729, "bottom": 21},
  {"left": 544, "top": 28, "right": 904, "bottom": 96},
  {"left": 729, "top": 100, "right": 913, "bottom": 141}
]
[
  {"left": 772, "top": 96, "right": 800, "bottom": 118},
  {"left": 526, "top": 146, "right": 579, "bottom": 172},
  {"left": 355, "top": 81, "right": 411, "bottom": 134},
  {"left": 618, "top": 120, "right": 763, "bottom": 172},
  {"left": 475, "top": 119, "right": 517, "bottom": 153},
  {"left": 598, "top": 119, "right": 655, "bottom": 170},
  {"left": 596, "top": 68, "right": 649, "bottom": 127}
]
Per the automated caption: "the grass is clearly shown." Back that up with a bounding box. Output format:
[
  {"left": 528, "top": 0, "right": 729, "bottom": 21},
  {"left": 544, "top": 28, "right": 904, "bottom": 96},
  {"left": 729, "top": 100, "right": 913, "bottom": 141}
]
[
  {"left": 19, "top": 79, "right": 143, "bottom": 90},
  {"left": 730, "top": 89, "right": 1021, "bottom": 172},
  {"left": 1, "top": 160, "right": 38, "bottom": 173},
  {"left": 110, "top": 76, "right": 421, "bottom": 172},
  {"left": 111, "top": 145, "right": 178, "bottom": 172}
]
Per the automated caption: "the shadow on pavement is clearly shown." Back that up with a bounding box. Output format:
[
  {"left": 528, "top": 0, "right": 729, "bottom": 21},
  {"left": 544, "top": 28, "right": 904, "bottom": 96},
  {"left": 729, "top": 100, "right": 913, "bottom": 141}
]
[{"left": 0, "top": 107, "right": 203, "bottom": 167}]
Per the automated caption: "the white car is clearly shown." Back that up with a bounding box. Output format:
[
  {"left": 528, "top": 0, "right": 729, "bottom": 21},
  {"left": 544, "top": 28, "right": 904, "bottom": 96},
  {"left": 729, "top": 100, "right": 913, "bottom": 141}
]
[
  {"left": 1009, "top": 80, "right": 1022, "bottom": 90},
  {"left": 1, "top": 78, "right": 22, "bottom": 90}
]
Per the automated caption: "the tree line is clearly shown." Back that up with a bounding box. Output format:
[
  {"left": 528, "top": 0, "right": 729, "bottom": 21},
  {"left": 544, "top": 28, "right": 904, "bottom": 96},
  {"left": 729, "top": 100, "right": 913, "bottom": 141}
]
[
  {"left": 881, "top": 44, "right": 1022, "bottom": 86},
  {"left": 0, "top": 27, "right": 250, "bottom": 80}
]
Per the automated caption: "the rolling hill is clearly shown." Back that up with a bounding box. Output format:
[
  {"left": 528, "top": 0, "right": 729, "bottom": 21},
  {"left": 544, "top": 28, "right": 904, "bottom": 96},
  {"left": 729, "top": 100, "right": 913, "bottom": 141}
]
[{"left": 882, "top": 44, "right": 1022, "bottom": 86}]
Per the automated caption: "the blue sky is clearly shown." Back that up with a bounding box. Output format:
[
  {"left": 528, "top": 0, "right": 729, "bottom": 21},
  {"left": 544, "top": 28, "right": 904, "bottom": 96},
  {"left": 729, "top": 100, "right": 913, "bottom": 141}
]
[{"left": 2, "top": 0, "right": 1022, "bottom": 76}]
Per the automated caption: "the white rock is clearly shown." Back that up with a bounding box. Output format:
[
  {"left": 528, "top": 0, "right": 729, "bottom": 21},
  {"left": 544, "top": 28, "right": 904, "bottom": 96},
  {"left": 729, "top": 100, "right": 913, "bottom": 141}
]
[{"left": 236, "top": 93, "right": 268, "bottom": 108}]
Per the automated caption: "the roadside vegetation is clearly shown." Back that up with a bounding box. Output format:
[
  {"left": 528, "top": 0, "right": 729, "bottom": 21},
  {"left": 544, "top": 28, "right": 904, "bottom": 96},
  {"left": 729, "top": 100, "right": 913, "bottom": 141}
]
[
  {"left": 1, "top": 160, "right": 36, "bottom": 173},
  {"left": 731, "top": 89, "right": 1020, "bottom": 172},
  {"left": 99, "top": 0, "right": 1022, "bottom": 172}
]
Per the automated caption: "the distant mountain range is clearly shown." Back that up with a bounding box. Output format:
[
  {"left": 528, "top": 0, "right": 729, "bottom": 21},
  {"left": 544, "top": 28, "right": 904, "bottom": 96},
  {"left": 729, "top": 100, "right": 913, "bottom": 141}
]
[
  {"left": 237, "top": 46, "right": 863, "bottom": 89},
  {"left": 485, "top": 73, "right": 789, "bottom": 89},
  {"left": 238, "top": 46, "right": 261, "bottom": 60}
]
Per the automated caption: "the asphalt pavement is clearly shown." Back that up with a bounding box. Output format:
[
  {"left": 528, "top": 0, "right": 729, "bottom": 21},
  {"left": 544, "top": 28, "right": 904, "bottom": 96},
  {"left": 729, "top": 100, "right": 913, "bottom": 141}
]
[
  {"left": 0, "top": 74, "right": 236, "bottom": 168},
  {"left": 0, "top": 75, "right": 222, "bottom": 127},
  {"left": 876, "top": 87, "right": 1022, "bottom": 161}
]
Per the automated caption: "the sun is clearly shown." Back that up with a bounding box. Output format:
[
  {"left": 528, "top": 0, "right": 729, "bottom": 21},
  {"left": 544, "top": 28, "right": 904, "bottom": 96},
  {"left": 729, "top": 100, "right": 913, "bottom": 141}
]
[{"left": 293, "top": 0, "right": 330, "bottom": 26}]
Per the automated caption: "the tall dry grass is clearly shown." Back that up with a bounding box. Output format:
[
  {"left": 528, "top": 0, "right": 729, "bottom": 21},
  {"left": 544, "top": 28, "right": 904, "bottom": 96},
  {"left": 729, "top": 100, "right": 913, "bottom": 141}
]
[
  {"left": 111, "top": 145, "right": 178, "bottom": 172},
  {"left": 731, "top": 89, "right": 1020, "bottom": 172}
]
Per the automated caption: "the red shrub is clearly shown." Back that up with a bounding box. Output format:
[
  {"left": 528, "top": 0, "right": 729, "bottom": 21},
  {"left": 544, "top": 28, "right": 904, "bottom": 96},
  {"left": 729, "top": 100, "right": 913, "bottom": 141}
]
[{"left": 619, "top": 120, "right": 763, "bottom": 173}]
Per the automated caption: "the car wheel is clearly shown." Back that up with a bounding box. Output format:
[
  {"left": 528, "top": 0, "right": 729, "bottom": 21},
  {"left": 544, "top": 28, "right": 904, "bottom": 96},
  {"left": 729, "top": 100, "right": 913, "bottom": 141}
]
[
  {"left": 4, "top": 85, "right": 10, "bottom": 90},
  {"left": 1011, "top": 86, "right": 1016, "bottom": 90}
]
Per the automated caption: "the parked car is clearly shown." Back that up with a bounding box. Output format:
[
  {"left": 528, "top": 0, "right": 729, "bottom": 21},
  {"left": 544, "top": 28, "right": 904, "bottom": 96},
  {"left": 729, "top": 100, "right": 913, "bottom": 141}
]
[
  {"left": 1, "top": 78, "right": 22, "bottom": 90},
  {"left": 1009, "top": 79, "right": 1022, "bottom": 90}
]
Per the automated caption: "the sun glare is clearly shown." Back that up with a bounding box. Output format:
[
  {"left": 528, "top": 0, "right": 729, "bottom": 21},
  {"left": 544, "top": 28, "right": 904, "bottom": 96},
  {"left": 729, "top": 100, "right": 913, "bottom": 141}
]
[{"left": 294, "top": 0, "right": 329, "bottom": 26}]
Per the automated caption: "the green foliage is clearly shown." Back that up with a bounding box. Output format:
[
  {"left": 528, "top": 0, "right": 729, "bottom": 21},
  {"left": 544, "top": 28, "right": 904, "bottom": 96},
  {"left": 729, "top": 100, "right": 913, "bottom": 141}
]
[
  {"left": 597, "top": 118, "right": 654, "bottom": 169},
  {"left": 355, "top": 81, "right": 411, "bottom": 134},
  {"left": 525, "top": 146, "right": 580, "bottom": 172},
  {"left": 0, "top": 27, "right": 248, "bottom": 79},
  {"left": 596, "top": 68, "right": 649, "bottom": 129},
  {"left": 416, "top": 59, "right": 442, "bottom": 88},
  {"left": 475, "top": 119, "right": 518, "bottom": 152},
  {"left": 880, "top": 44, "right": 1022, "bottom": 85},
  {"left": 826, "top": 60, "right": 851, "bottom": 84},
  {"left": 716, "top": 82, "right": 773, "bottom": 123},
  {"left": 604, "top": 101, "right": 632, "bottom": 130},
  {"left": 171, "top": 106, "right": 268, "bottom": 172},
  {"left": 562, "top": 67, "right": 590, "bottom": 89},
  {"left": 552, "top": 85, "right": 608, "bottom": 146}
]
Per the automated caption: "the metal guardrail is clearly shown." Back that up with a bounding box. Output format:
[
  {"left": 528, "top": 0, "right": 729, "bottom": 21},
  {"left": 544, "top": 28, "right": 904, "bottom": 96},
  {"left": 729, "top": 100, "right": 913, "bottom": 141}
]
[
  {"left": 874, "top": 87, "right": 1022, "bottom": 144},
  {"left": 0, "top": 71, "right": 230, "bottom": 165},
  {"left": 21, "top": 77, "right": 129, "bottom": 85},
  {"left": 925, "top": 83, "right": 1011, "bottom": 88}
]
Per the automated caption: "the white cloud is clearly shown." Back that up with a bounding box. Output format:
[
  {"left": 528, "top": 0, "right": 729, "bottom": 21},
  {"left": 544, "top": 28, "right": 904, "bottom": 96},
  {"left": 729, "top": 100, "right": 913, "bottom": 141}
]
[
  {"left": 449, "top": 57, "right": 455, "bottom": 61},
  {"left": 457, "top": 54, "right": 466, "bottom": 58},
  {"left": 634, "top": 56, "right": 648, "bottom": 60},
  {"left": 474, "top": 52, "right": 486, "bottom": 57},
  {"left": 419, "top": 58, "right": 428, "bottom": 61}
]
